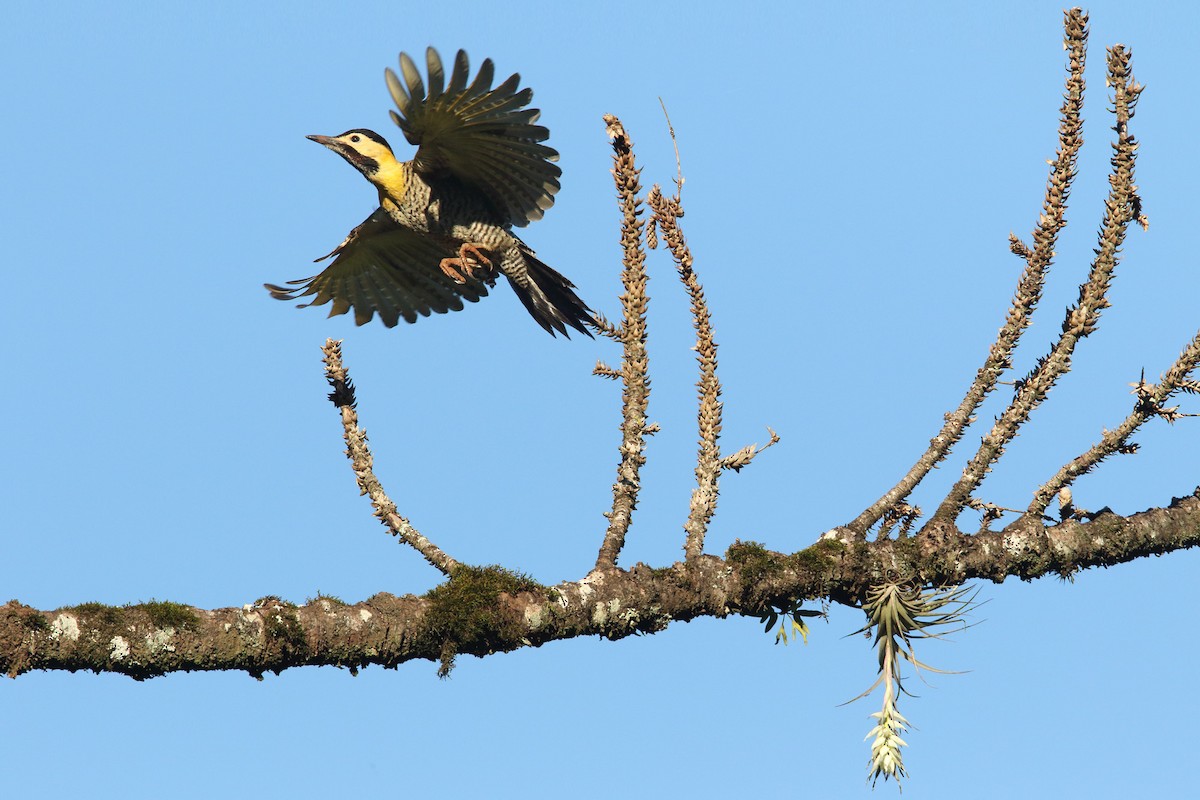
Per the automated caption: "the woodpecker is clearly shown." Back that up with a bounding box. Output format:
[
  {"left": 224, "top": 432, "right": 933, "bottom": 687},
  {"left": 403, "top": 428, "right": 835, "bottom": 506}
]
[{"left": 266, "top": 48, "right": 593, "bottom": 337}]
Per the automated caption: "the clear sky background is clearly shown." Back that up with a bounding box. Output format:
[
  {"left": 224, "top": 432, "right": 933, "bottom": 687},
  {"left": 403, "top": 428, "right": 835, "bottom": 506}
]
[{"left": 3, "top": 2, "right": 1198, "bottom": 797}]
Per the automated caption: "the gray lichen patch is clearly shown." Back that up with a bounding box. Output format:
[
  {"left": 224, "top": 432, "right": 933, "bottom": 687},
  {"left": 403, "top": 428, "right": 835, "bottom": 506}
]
[
  {"left": 109, "top": 636, "right": 130, "bottom": 661},
  {"left": 144, "top": 628, "right": 176, "bottom": 654},
  {"left": 49, "top": 614, "right": 80, "bottom": 642}
]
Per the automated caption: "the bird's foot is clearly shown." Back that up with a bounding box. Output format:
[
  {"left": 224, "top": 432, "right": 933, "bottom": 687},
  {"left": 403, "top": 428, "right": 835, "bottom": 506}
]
[{"left": 439, "top": 243, "right": 494, "bottom": 284}]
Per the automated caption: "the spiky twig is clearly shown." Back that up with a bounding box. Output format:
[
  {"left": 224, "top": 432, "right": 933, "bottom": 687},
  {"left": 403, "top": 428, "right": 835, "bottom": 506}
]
[
  {"left": 589, "top": 310, "right": 624, "bottom": 341},
  {"left": 848, "top": 9, "right": 1091, "bottom": 537},
  {"left": 594, "top": 115, "right": 652, "bottom": 571},
  {"left": 647, "top": 185, "right": 726, "bottom": 560},
  {"left": 320, "top": 339, "right": 459, "bottom": 575},
  {"left": 647, "top": 103, "right": 775, "bottom": 560},
  {"left": 720, "top": 427, "right": 780, "bottom": 473},
  {"left": 933, "top": 36, "right": 1145, "bottom": 523},
  {"left": 1029, "top": 329, "right": 1200, "bottom": 516}
]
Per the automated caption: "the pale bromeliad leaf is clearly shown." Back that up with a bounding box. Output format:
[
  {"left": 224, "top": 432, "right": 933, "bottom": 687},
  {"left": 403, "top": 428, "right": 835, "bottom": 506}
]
[{"left": 845, "top": 582, "right": 979, "bottom": 789}]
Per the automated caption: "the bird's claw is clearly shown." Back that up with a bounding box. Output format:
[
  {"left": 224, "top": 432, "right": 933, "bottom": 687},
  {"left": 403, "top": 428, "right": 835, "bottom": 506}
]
[{"left": 439, "top": 243, "right": 494, "bottom": 284}]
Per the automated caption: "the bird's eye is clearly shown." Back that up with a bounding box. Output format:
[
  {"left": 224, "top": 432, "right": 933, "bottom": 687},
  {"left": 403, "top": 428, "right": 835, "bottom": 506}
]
[{"left": 350, "top": 134, "right": 361, "bottom": 143}]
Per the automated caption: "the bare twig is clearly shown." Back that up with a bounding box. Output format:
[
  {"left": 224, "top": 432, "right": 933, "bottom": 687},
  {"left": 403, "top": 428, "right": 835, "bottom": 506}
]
[
  {"left": 593, "top": 360, "right": 622, "bottom": 380},
  {"left": 658, "top": 97, "right": 684, "bottom": 197},
  {"left": 320, "top": 339, "right": 459, "bottom": 575},
  {"left": 595, "top": 115, "right": 652, "bottom": 571},
  {"left": 965, "top": 498, "right": 1022, "bottom": 532},
  {"left": 848, "top": 9, "right": 1091, "bottom": 537},
  {"left": 1028, "top": 329, "right": 1200, "bottom": 517},
  {"left": 721, "top": 427, "right": 781, "bottom": 473},
  {"left": 589, "top": 310, "right": 624, "bottom": 341},
  {"left": 931, "top": 33, "right": 1144, "bottom": 524}
]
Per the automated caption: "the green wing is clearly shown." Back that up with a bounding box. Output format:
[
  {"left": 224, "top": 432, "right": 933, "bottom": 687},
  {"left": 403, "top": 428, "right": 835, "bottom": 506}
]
[
  {"left": 265, "top": 208, "right": 492, "bottom": 327},
  {"left": 385, "top": 48, "right": 560, "bottom": 227}
]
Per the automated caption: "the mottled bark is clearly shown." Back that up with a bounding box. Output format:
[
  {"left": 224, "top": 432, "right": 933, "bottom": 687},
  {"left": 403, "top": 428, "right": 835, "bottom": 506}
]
[{"left": 5, "top": 489, "right": 1196, "bottom": 679}]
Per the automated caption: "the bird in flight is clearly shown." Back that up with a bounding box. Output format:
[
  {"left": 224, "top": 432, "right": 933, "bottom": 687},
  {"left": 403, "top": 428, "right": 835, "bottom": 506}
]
[{"left": 266, "top": 48, "right": 593, "bottom": 337}]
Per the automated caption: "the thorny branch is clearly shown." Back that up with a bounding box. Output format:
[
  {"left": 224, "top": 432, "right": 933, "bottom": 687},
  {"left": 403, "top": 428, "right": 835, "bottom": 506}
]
[
  {"left": 648, "top": 186, "right": 723, "bottom": 561},
  {"left": 848, "top": 9, "right": 1091, "bottom": 537},
  {"left": 842, "top": 9, "right": 1184, "bottom": 541},
  {"left": 594, "top": 114, "right": 652, "bottom": 571},
  {"left": 1029, "top": 329, "right": 1200, "bottom": 517},
  {"left": 320, "top": 339, "right": 459, "bottom": 575},
  {"left": 931, "top": 38, "right": 1145, "bottom": 523},
  {"left": 647, "top": 187, "right": 778, "bottom": 561},
  {"left": 645, "top": 106, "right": 776, "bottom": 562}
]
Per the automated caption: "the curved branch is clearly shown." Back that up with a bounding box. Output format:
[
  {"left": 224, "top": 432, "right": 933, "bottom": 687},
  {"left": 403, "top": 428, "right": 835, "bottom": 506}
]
[{"left": 321, "top": 339, "right": 459, "bottom": 575}]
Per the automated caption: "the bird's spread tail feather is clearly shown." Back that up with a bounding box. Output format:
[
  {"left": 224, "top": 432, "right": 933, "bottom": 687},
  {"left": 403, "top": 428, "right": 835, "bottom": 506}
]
[{"left": 508, "top": 245, "right": 594, "bottom": 338}]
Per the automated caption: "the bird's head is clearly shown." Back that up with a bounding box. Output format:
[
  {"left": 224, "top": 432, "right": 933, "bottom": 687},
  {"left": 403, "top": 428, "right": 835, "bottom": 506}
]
[{"left": 307, "top": 129, "right": 397, "bottom": 180}]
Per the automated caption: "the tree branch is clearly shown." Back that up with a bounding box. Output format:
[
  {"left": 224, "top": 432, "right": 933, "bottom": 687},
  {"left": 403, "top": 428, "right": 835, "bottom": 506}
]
[
  {"left": 647, "top": 185, "right": 725, "bottom": 561},
  {"left": 595, "top": 115, "right": 652, "bottom": 571},
  {"left": 1028, "top": 328, "right": 1200, "bottom": 517},
  {"left": 848, "top": 9, "right": 1091, "bottom": 537},
  {"left": 931, "top": 35, "right": 1145, "bottom": 524},
  {"left": 321, "top": 339, "right": 459, "bottom": 575},
  {"left": 7, "top": 490, "right": 1198, "bottom": 678}
]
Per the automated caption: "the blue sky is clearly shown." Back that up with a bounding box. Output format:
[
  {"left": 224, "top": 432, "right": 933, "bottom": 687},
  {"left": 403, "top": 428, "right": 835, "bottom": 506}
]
[{"left": 3, "top": 1, "right": 1198, "bottom": 796}]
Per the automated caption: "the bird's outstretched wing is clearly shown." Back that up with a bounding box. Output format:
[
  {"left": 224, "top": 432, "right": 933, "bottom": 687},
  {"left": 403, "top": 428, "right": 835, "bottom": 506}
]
[
  {"left": 386, "top": 48, "right": 560, "bottom": 227},
  {"left": 265, "top": 208, "right": 491, "bottom": 327}
]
